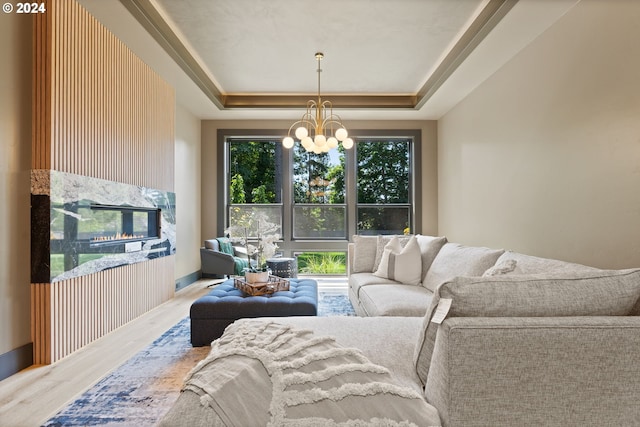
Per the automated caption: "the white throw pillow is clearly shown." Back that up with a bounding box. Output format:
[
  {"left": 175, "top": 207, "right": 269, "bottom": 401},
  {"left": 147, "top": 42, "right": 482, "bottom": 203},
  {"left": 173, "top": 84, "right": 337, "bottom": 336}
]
[
  {"left": 374, "top": 235, "right": 422, "bottom": 285},
  {"left": 373, "top": 235, "right": 411, "bottom": 271}
]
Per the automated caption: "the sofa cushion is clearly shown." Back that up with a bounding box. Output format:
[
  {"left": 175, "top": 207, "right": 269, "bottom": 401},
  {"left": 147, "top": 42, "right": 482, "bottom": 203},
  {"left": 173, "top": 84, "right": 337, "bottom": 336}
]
[
  {"left": 349, "top": 272, "right": 400, "bottom": 299},
  {"left": 374, "top": 236, "right": 422, "bottom": 285},
  {"left": 351, "top": 235, "right": 378, "bottom": 273},
  {"left": 422, "top": 243, "right": 505, "bottom": 292},
  {"left": 359, "top": 284, "right": 433, "bottom": 317},
  {"left": 495, "top": 251, "right": 601, "bottom": 275},
  {"left": 414, "top": 268, "right": 640, "bottom": 385},
  {"left": 415, "top": 235, "right": 447, "bottom": 282}
]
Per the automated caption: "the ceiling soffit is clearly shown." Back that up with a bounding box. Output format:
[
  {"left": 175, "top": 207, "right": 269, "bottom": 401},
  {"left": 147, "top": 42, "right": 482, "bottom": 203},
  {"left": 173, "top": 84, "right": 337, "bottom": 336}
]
[{"left": 119, "top": 0, "right": 517, "bottom": 112}]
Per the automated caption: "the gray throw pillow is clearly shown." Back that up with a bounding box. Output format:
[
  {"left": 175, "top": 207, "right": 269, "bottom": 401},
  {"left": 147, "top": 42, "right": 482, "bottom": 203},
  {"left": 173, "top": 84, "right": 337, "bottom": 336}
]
[
  {"left": 422, "top": 243, "right": 504, "bottom": 292},
  {"left": 351, "top": 235, "right": 378, "bottom": 273},
  {"left": 415, "top": 235, "right": 447, "bottom": 283}
]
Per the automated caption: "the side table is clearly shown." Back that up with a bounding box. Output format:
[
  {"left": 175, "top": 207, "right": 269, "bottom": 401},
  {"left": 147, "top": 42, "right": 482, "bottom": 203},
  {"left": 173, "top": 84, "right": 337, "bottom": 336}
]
[{"left": 266, "top": 257, "right": 298, "bottom": 278}]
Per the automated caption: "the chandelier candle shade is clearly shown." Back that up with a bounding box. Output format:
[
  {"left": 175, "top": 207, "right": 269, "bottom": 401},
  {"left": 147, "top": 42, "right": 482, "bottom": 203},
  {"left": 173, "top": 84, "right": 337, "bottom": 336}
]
[{"left": 283, "top": 53, "right": 353, "bottom": 153}]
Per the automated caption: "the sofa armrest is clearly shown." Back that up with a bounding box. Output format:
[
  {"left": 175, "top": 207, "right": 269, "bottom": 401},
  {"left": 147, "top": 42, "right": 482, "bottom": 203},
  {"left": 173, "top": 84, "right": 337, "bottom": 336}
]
[
  {"left": 347, "top": 243, "right": 355, "bottom": 276},
  {"left": 426, "top": 316, "right": 640, "bottom": 427}
]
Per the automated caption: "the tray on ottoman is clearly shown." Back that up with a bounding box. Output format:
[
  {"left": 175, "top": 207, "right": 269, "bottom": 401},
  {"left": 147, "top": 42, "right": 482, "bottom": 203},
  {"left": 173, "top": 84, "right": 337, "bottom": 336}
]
[{"left": 234, "top": 275, "right": 289, "bottom": 296}]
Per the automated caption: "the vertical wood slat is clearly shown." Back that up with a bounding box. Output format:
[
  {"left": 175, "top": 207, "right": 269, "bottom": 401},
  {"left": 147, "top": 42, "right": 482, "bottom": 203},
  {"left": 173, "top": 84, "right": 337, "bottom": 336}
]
[
  {"left": 32, "top": 0, "right": 177, "bottom": 364},
  {"left": 44, "top": 0, "right": 175, "bottom": 191},
  {"left": 32, "top": 257, "right": 174, "bottom": 364}
]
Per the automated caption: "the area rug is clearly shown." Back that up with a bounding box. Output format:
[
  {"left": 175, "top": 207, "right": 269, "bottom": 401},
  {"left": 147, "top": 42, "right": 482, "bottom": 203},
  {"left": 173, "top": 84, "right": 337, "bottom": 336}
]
[{"left": 43, "top": 289, "right": 355, "bottom": 426}]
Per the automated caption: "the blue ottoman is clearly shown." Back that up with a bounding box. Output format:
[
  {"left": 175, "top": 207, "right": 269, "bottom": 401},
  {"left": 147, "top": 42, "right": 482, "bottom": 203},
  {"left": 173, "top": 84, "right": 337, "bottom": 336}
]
[{"left": 190, "top": 278, "right": 318, "bottom": 346}]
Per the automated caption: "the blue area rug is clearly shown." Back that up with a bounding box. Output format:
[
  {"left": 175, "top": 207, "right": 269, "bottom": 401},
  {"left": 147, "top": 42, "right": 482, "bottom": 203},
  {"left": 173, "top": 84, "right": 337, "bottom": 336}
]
[{"left": 43, "top": 289, "right": 355, "bottom": 426}]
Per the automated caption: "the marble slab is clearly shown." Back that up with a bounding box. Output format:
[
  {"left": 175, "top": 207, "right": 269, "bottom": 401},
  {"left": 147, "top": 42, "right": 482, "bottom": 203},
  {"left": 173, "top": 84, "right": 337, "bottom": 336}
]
[{"left": 31, "top": 170, "right": 176, "bottom": 283}]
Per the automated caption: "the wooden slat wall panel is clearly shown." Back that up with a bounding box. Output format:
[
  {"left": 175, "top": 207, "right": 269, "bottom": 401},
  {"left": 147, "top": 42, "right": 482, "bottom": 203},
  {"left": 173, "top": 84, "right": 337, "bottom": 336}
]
[
  {"left": 32, "top": 4, "right": 51, "bottom": 169},
  {"left": 32, "top": 257, "right": 174, "bottom": 364},
  {"left": 40, "top": 0, "right": 175, "bottom": 190},
  {"left": 32, "top": 0, "right": 176, "bottom": 364}
]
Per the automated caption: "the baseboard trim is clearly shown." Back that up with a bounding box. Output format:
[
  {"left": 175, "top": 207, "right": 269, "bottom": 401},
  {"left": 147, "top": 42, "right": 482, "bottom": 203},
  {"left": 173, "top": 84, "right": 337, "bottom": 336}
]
[
  {"left": 0, "top": 342, "right": 34, "bottom": 381},
  {"left": 175, "top": 270, "right": 201, "bottom": 291}
]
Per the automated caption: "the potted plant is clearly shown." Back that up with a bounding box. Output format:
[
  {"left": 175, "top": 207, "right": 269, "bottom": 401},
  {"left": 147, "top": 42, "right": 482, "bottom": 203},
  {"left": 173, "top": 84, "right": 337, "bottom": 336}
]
[{"left": 224, "top": 211, "right": 280, "bottom": 283}]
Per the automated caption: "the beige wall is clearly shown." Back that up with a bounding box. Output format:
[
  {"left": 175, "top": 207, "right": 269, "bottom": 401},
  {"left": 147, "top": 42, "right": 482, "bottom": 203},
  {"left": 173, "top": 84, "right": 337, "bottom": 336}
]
[
  {"left": 0, "top": 12, "right": 32, "bottom": 357},
  {"left": 175, "top": 104, "right": 202, "bottom": 279},
  {"left": 201, "top": 119, "right": 437, "bottom": 240},
  {"left": 438, "top": 0, "right": 640, "bottom": 269}
]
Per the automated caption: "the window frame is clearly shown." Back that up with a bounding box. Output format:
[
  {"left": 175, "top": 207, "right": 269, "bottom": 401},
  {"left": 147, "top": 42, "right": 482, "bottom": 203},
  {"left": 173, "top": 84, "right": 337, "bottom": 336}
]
[{"left": 216, "top": 129, "right": 422, "bottom": 257}]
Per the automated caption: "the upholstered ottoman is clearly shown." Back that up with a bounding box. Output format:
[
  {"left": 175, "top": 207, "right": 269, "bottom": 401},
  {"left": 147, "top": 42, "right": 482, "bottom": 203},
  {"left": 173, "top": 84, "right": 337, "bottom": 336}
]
[{"left": 190, "top": 278, "right": 318, "bottom": 346}]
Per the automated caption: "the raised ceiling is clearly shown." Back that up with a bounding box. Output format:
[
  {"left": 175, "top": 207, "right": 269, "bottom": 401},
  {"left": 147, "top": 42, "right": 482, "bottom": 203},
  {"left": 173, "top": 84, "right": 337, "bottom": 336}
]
[{"left": 80, "top": 0, "right": 579, "bottom": 120}]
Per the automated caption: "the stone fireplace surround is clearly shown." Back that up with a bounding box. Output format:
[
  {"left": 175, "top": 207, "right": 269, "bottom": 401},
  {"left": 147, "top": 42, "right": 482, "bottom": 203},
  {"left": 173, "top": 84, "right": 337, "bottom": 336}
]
[{"left": 31, "top": 170, "right": 176, "bottom": 284}]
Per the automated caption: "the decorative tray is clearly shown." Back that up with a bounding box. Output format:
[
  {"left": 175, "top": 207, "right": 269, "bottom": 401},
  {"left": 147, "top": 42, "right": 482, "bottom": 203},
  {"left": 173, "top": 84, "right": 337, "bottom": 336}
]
[{"left": 234, "top": 275, "right": 290, "bottom": 296}]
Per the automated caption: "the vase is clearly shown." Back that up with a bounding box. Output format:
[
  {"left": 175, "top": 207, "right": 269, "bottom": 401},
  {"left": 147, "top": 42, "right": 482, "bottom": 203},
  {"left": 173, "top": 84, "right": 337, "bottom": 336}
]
[{"left": 245, "top": 271, "right": 269, "bottom": 284}]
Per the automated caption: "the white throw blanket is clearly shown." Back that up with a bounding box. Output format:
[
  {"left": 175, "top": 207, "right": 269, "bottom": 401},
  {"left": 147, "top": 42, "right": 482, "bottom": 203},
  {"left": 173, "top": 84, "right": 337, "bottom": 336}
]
[{"left": 183, "top": 320, "right": 441, "bottom": 427}]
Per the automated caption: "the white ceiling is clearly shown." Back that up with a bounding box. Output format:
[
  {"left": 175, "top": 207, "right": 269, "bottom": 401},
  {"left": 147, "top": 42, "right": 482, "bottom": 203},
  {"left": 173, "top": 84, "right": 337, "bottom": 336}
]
[
  {"left": 79, "top": 0, "right": 580, "bottom": 120},
  {"left": 154, "top": 0, "right": 483, "bottom": 95}
]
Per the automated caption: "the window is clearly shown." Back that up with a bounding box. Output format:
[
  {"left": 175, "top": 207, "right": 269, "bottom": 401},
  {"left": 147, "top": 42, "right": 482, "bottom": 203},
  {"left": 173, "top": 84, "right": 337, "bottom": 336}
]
[
  {"left": 356, "top": 138, "right": 412, "bottom": 235},
  {"left": 292, "top": 144, "right": 346, "bottom": 239},
  {"left": 227, "top": 139, "right": 282, "bottom": 237},
  {"left": 218, "top": 130, "right": 421, "bottom": 264}
]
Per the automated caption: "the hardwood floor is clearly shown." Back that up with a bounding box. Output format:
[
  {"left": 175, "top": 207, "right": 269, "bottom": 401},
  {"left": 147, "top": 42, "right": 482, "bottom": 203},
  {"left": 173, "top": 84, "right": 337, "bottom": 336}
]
[
  {"left": 0, "top": 275, "right": 347, "bottom": 426},
  {"left": 0, "top": 278, "right": 219, "bottom": 427}
]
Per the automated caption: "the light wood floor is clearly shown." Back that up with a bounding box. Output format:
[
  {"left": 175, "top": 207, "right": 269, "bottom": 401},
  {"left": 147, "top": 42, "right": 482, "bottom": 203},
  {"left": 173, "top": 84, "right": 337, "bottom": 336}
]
[
  {"left": 0, "top": 278, "right": 219, "bottom": 427},
  {"left": 0, "top": 276, "right": 347, "bottom": 427}
]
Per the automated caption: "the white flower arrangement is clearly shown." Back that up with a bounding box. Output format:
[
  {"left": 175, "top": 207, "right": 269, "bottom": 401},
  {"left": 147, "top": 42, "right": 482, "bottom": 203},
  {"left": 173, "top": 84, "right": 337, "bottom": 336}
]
[{"left": 224, "top": 211, "right": 280, "bottom": 273}]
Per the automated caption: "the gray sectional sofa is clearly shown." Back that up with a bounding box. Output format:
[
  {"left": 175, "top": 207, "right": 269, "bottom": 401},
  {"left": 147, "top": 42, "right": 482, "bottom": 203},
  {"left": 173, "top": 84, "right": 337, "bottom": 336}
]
[
  {"left": 162, "top": 234, "right": 640, "bottom": 426},
  {"left": 347, "top": 234, "right": 602, "bottom": 317}
]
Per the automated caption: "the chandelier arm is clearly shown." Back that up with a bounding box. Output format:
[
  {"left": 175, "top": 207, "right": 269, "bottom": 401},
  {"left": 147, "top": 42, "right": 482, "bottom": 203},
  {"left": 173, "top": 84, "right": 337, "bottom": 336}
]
[{"left": 287, "top": 116, "right": 318, "bottom": 137}]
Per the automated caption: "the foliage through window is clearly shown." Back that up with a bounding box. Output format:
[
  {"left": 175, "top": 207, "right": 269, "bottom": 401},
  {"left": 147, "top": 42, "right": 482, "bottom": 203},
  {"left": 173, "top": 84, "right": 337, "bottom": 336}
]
[
  {"left": 292, "top": 144, "right": 346, "bottom": 239},
  {"left": 229, "top": 140, "right": 280, "bottom": 204},
  {"left": 357, "top": 139, "right": 411, "bottom": 235},
  {"left": 228, "top": 139, "right": 282, "bottom": 237},
  {"left": 223, "top": 132, "right": 418, "bottom": 261}
]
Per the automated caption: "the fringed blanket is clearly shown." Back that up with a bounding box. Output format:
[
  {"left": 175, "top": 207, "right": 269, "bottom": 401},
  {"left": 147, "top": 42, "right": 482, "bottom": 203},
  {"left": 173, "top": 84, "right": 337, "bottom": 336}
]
[{"left": 173, "top": 320, "right": 441, "bottom": 427}]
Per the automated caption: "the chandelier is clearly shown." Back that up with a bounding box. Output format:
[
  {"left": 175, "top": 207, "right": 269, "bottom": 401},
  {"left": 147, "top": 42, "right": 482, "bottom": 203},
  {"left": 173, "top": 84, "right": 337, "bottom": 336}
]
[{"left": 282, "top": 52, "right": 353, "bottom": 153}]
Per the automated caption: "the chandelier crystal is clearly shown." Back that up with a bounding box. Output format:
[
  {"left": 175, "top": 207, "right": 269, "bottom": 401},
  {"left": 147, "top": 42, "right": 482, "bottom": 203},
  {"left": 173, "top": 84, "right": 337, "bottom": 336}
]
[{"left": 283, "top": 52, "right": 353, "bottom": 153}]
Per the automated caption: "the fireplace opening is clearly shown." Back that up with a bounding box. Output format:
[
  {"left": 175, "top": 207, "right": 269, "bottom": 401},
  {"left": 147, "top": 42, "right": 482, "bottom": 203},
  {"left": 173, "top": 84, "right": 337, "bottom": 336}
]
[
  {"left": 48, "top": 202, "right": 165, "bottom": 280},
  {"left": 87, "top": 204, "right": 161, "bottom": 245}
]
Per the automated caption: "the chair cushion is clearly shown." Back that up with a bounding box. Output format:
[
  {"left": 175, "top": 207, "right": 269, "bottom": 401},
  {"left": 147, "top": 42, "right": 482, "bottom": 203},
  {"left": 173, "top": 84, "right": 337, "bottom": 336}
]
[
  {"left": 204, "top": 239, "right": 219, "bottom": 250},
  {"left": 414, "top": 268, "right": 640, "bottom": 385}
]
